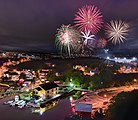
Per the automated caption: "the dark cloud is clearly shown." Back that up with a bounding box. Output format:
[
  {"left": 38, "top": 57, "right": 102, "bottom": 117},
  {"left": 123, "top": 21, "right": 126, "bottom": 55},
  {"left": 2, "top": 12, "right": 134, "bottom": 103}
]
[{"left": 0, "top": 0, "right": 137, "bottom": 53}]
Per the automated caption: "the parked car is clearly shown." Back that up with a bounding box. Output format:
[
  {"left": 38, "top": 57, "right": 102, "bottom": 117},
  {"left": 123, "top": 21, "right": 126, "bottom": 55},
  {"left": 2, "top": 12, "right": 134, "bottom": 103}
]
[
  {"left": 18, "top": 101, "right": 26, "bottom": 108},
  {"left": 10, "top": 101, "right": 19, "bottom": 107},
  {"left": 15, "top": 100, "right": 24, "bottom": 106},
  {"left": 3, "top": 100, "right": 14, "bottom": 105},
  {"left": 103, "top": 101, "right": 108, "bottom": 105},
  {"left": 26, "top": 102, "right": 40, "bottom": 108}
]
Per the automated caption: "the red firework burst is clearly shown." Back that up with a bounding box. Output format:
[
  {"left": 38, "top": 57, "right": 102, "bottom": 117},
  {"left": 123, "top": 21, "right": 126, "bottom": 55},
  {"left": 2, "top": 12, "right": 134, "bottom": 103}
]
[
  {"left": 74, "top": 5, "right": 103, "bottom": 34},
  {"left": 97, "top": 38, "right": 107, "bottom": 48}
]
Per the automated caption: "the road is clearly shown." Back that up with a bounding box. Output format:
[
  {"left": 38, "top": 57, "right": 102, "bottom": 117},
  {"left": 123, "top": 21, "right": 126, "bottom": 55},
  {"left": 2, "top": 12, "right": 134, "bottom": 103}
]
[{"left": 78, "top": 84, "right": 138, "bottom": 111}]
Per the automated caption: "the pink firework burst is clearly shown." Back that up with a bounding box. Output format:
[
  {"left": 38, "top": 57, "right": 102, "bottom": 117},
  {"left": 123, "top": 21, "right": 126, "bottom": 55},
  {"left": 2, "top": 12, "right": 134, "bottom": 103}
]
[
  {"left": 97, "top": 38, "right": 107, "bottom": 48},
  {"left": 74, "top": 5, "right": 103, "bottom": 34}
]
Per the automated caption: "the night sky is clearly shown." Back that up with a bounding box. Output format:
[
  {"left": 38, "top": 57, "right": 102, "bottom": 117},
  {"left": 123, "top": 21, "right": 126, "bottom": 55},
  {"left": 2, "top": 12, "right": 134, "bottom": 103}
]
[{"left": 0, "top": 0, "right": 138, "bottom": 53}]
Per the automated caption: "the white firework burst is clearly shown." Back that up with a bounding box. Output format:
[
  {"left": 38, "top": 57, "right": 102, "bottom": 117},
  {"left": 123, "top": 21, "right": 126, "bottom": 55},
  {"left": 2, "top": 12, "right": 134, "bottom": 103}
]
[
  {"left": 105, "top": 20, "right": 129, "bottom": 45},
  {"left": 81, "top": 30, "right": 95, "bottom": 46}
]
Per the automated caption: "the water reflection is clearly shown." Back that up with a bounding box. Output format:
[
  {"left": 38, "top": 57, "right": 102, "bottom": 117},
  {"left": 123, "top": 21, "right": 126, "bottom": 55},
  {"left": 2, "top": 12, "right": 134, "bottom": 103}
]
[{"left": 32, "top": 100, "right": 58, "bottom": 115}]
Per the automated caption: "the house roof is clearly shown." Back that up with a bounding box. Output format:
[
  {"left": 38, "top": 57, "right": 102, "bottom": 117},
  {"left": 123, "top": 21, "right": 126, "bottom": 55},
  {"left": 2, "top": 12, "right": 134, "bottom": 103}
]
[
  {"left": 75, "top": 103, "right": 92, "bottom": 113},
  {"left": 35, "top": 87, "right": 42, "bottom": 91},
  {"left": 4, "top": 71, "right": 18, "bottom": 75},
  {"left": 9, "top": 72, "right": 19, "bottom": 75},
  {"left": 4, "top": 71, "right": 11, "bottom": 74},
  {"left": 39, "top": 82, "right": 59, "bottom": 91}
]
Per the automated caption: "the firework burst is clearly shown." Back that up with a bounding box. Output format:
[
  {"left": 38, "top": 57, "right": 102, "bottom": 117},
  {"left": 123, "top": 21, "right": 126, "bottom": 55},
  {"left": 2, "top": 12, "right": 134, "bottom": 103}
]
[
  {"left": 81, "top": 30, "right": 96, "bottom": 49},
  {"left": 97, "top": 38, "right": 107, "bottom": 48},
  {"left": 55, "top": 25, "right": 81, "bottom": 56},
  {"left": 105, "top": 20, "right": 129, "bottom": 45},
  {"left": 74, "top": 5, "right": 103, "bottom": 34}
]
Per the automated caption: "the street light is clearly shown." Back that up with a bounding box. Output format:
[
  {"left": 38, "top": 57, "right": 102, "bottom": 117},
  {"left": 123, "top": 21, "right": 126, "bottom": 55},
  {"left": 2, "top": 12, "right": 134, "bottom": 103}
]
[
  {"left": 70, "top": 83, "right": 74, "bottom": 87},
  {"left": 69, "top": 96, "right": 73, "bottom": 102},
  {"left": 132, "top": 57, "right": 137, "bottom": 61},
  {"left": 106, "top": 56, "right": 110, "bottom": 60},
  {"left": 104, "top": 94, "right": 107, "bottom": 98},
  {"left": 104, "top": 94, "right": 108, "bottom": 102},
  {"left": 134, "top": 79, "right": 137, "bottom": 83}
]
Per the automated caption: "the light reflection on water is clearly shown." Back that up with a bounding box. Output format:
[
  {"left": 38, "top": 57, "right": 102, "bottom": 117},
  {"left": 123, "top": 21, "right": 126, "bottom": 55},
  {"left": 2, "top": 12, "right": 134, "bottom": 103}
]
[
  {"left": 32, "top": 92, "right": 78, "bottom": 116},
  {"left": 32, "top": 100, "right": 59, "bottom": 115}
]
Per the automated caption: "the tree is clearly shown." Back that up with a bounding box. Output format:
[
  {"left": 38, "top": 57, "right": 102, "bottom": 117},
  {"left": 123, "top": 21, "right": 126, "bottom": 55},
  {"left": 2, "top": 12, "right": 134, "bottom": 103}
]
[
  {"left": 90, "top": 75, "right": 101, "bottom": 89},
  {"left": 75, "top": 91, "right": 82, "bottom": 99},
  {"left": 19, "top": 73, "right": 26, "bottom": 80},
  {"left": 88, "top": 82, "right": 93, "bottom": 90},
  {"left": 1, "top": 76, "right": 8, "bottom": 82},
  {"left": 106, "top": 90, "right": 138, "bottom": 120},
  {"left": 46, "top": 70, "right": 56, "bottom": 82},
  {"left": 71, "top": 71, "right": 83, "bottom": 88},
  {"left": 99, "top": 67, "right": 113, "bottom": 88},
  {"left": 94, "top": 110, "right": 104, "bottom": 120},
  {"left": 64, "top": 67, "right": 83, "bottom": 88}
]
